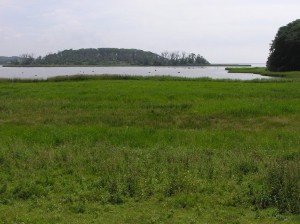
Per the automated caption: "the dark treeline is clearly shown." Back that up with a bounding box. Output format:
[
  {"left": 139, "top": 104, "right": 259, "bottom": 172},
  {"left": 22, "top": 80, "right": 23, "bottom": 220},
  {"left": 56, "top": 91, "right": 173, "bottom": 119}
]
[
  {"left": 267, "top": 19, "right": 300, "bottom": 71},
  {"left": 160, "top": 51, "right": 209, "bottom": 66},
  {"left": 0, "top": 56, "right": 20, "bottom": 65},
  {"left": 9, "top": 48, "right": 210, "bottom": 66}
]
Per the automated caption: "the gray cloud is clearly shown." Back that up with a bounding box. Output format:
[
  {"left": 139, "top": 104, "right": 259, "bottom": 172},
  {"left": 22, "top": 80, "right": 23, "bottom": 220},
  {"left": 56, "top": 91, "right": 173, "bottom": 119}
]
[{"left": 1, "top": 0, "right": 299, "bottom": 63}]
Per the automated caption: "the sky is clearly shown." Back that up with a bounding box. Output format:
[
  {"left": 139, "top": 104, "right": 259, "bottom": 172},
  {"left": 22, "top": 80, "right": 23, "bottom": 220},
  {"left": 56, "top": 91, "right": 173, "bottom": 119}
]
[{"left": 0, "top": 0, "right": 299, "bottom": 63}]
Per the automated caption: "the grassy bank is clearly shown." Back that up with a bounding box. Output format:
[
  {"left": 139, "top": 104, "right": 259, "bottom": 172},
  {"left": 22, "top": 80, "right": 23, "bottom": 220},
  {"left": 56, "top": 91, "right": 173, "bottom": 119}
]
[
  {"left": 0, "top": 77, "right": 299, "bottom": 223},
  {"left": 227, "top": 67, "right": 300, "bottom": 79}
]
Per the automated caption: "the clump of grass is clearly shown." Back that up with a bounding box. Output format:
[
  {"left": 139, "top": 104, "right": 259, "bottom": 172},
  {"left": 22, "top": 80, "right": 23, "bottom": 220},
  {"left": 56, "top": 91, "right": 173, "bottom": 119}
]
[{"left": 255, "top": 159, "right": 300, "bottom": 214}]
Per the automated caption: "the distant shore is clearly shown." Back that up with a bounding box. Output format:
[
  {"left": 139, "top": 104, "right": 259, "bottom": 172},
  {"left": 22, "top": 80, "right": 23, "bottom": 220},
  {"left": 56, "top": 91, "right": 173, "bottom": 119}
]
[{"left": 2, "top": 64, "right": 251, "bottom": 67}]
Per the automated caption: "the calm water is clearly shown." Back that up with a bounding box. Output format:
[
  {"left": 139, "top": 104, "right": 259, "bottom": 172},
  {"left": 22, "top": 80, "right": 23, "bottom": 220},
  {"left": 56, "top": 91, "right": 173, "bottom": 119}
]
[{"left": 0, "top": 64, "right": 270, "bottom": 80}]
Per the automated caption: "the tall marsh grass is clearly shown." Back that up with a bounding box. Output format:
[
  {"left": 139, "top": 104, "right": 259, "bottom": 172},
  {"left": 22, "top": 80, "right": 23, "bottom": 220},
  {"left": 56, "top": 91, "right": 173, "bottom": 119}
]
[{"left": 0, "top": 78, "right": 299, "bottom": 222}]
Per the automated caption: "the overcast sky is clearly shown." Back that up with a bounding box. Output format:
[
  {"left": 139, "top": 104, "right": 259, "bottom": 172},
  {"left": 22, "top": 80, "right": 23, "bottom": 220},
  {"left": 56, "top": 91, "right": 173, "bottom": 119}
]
[{"left": 0, "top": 0, "right": 299, "bottom": 63}]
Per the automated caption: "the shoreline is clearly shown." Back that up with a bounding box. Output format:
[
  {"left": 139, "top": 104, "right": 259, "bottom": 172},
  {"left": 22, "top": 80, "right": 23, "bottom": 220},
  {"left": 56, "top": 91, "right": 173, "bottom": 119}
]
[{"left": 226, "top": 67, "right": 300, "bottom": 79}]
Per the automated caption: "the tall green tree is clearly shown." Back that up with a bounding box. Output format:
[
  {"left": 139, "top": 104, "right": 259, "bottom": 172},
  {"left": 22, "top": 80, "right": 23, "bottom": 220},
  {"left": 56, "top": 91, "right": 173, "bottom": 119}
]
[{"left": 267, "top": 19, "right": 300, "bottom": 71}]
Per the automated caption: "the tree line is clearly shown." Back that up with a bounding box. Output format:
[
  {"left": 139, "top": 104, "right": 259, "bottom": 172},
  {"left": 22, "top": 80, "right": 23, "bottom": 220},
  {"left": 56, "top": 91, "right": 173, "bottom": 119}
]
[
  {"left": 267, "top": 19, "right": 300, "bottom": 71},
  {"left": 10, "top": 48, "right": 210, "bottom": 66},
  {"left": 0, "top": 56, "right": 20, "bottom": 65}
]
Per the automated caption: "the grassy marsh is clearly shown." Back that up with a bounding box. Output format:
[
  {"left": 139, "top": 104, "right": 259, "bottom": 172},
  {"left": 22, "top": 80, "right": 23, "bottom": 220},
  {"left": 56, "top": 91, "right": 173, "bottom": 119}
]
[
  {"left": 0, "top": 76, "right": 299, "bottom": 223},
  {"left": 227, "top": 67, "right": 300, "bottom": 79}
]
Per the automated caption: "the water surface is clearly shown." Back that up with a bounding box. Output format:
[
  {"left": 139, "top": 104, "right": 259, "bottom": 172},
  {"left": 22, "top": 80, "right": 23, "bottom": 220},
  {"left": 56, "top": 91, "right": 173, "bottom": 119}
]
[{"left": 0, "top": 65, "right": 270, "bottom": 80}]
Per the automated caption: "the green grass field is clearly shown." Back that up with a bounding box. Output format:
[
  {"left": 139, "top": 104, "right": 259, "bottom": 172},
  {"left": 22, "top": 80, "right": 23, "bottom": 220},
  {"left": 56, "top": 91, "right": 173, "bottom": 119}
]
[{"left": 0, "top": 76, "right": 299, "bottom": 223}]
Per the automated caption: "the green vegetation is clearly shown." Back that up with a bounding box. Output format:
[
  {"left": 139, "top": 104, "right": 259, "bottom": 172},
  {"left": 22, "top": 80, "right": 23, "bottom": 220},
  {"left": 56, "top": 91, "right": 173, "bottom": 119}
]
[
  {"left": 267, "top": 19, "right": 300, "bottom": 72},
  {"left": 0, "top": 76, "right": 299, "bottom": 223},
  {"left": 227, "top": 67, "right": 300, "bottom": 79},
  {"left": 7, "top": 48, "right": 210, "bottom": 66}
]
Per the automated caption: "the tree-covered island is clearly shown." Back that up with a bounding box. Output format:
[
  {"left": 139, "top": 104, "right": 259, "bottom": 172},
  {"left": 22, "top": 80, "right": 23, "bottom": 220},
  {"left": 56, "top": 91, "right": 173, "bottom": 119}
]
[{"left": 8, "top": 48, "right": 210, "bottom": 66}]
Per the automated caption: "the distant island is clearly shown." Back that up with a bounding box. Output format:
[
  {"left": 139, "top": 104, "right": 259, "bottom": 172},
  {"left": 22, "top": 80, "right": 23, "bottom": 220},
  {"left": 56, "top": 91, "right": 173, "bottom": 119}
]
[{"left": 4, "top": 48, "right": 210, "bottom": 66}]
